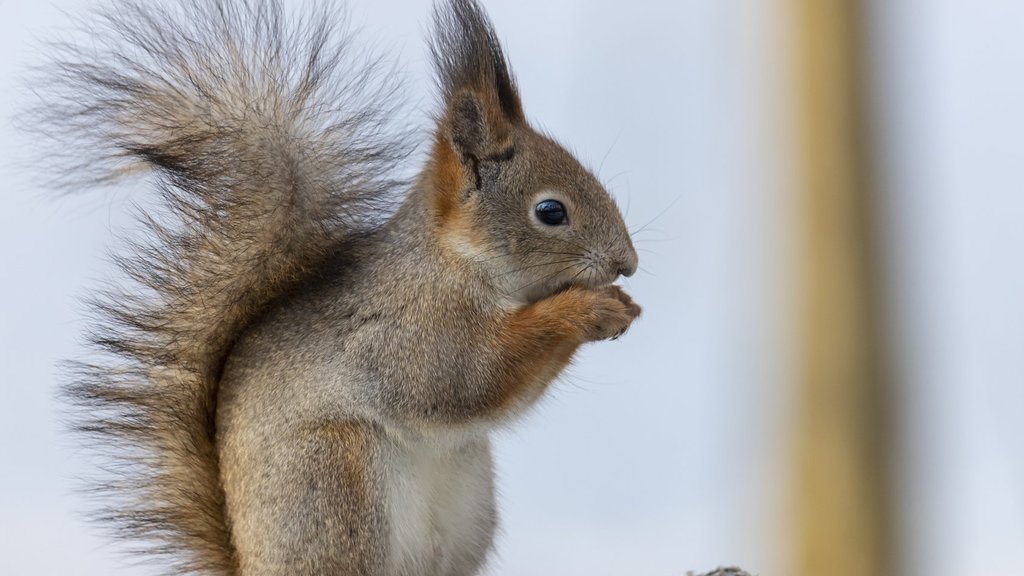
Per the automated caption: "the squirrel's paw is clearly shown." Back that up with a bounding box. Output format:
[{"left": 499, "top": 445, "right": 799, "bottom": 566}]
[{"left": 581, "top": 285, "right": 641, "bottom": 342}]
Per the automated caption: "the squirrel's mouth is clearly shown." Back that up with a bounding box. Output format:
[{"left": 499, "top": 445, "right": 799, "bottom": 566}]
[
  {"left": 553, "top": 268, "right": 618, "bottom": 295},
  {"left": 520, "top": 263, "right": 620, "bottom": 304}
]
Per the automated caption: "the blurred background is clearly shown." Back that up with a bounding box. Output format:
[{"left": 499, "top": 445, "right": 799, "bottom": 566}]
[{"left": 1, "top": 0, "right": 1022, "bottom": 575}]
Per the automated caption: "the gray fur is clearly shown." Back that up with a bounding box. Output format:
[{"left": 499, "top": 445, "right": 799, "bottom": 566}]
[{"left": 31, "top": 0, "right": 639, "bottom": 574}]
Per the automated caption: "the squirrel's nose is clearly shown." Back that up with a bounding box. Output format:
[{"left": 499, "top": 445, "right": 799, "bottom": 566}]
[{"left": 616, "top": 250, "right": 638, "bottom": 278}]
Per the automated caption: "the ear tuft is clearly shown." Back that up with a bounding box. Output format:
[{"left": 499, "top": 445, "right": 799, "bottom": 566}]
[{"left": 431, "top": 0, "right": 525, "bottom": 130}]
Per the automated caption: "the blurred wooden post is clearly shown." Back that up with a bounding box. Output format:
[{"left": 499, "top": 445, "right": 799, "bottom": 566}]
[{"left": 789, "top": 1, "right": 894, "bottom": 576}]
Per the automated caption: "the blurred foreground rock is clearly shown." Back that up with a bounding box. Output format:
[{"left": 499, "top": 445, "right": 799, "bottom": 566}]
[{"left": 690, "top": 568, "right": 753, "bottom": 576}]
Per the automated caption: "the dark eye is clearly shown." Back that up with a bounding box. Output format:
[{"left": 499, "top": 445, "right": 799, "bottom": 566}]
[{"left": 534, "top": 199, "right": 567, "bottom": 226}]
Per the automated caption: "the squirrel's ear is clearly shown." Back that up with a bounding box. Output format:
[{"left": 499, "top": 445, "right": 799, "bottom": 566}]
[
  {"left": 449, "top": 90, "right": 489, "bottom": 160},
  {"left": 431, "top": 0, "right": 525, "bottom": 160}
]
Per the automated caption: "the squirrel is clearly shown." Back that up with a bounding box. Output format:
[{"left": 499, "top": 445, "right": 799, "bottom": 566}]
[{"left": 32, "top": 0, "right": 640, "bottom": 574}]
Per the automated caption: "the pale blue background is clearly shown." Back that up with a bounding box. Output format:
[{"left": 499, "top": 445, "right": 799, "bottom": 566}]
[{"left": 1, "top": 1, "right": 1021, "bottom": 575}]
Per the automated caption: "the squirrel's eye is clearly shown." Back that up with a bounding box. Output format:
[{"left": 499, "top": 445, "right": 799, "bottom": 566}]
[{"left": 534, "top": 199, "right": 567, "bottom": 226}]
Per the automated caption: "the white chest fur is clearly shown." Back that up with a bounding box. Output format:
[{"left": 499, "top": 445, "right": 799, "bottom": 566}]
[{"left": 385, "top": 430, "right": 497, "bottom": 576}]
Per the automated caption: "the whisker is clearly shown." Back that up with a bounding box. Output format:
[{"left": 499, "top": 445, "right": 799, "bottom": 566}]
[
  {"left": 629, "top": 195, "right": 681, "bottom": 237},
  {"left": 597, "top": 128, "right": 623, "bottom": 178},
  {"left": 470, "top": 249, "right": 583, "bottom": 264},
  {"left": 631, "top": 236, "right": 675, "bottom": 244},
  {"left": 559, "top": 237, "right": 593, "bottom": 256},
  {"left": 508, "top": 263, "right": 579, "bottom": 296},
  {"left": 566, "top": 266, "right": 588, "bottom": 287},
  {"left": 487, "top": 258, "right": 579, "bottom": 280},
  {"left": 603, "top": 170, "right": 629, "bottom": 189}
]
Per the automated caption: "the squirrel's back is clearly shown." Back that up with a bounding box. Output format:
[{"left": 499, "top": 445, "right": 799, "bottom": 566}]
[{"left": 28, "top": 0, "right": 410, "bottom": 572}]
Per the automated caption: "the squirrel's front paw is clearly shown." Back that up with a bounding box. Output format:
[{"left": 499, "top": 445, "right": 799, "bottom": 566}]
[{"left": 581, "top": 285, "right": 641, "bottom": 342}]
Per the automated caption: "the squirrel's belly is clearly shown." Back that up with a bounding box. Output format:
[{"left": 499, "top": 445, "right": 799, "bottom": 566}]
[{"left": 385, "top": 432, "right": 497, "bottom": 575}]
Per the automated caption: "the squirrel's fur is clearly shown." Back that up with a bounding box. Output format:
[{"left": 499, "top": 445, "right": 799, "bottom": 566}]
[{"left": 32, "top": 1, "right": 640, "bottom": 574}]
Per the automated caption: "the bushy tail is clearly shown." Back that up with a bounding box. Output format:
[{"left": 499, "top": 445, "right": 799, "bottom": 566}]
[{"left": 28, "top": 1, "right": 409, "bottom": 573}]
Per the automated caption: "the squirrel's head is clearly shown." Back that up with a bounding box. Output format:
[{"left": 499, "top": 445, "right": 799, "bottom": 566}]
[{"left": 426, "top": 0, "right": 637, "bottom": 304}]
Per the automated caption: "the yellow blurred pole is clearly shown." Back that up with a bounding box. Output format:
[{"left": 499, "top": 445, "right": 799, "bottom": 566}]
[{"left": 789, "top": 1, "right": 894, "bottom": 576}]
